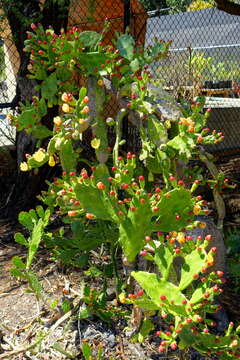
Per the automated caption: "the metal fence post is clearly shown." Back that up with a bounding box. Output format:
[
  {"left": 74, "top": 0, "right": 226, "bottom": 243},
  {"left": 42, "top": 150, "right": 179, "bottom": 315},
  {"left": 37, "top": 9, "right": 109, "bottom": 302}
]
[{"left": 123, "top": 0, "right": 131, "bottom": 32}]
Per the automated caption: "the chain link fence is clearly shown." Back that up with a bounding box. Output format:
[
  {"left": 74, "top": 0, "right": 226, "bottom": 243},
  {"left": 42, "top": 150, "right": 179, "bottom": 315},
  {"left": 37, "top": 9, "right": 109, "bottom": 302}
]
[
  {"left": 0, "top": 35, "right": 17, "bottom": 146},
  {"left": 145, "top": 6, "right": 240, "bottom": 153},
  {"left": 0, "top": 1, "right": 240, "bottom": 153}
]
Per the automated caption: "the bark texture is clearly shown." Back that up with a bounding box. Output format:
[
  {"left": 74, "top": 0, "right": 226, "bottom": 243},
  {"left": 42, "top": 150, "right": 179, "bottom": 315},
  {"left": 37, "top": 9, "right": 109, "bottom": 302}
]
[{"left": 215, "top": 0, "right": 240, "bottom": 15}]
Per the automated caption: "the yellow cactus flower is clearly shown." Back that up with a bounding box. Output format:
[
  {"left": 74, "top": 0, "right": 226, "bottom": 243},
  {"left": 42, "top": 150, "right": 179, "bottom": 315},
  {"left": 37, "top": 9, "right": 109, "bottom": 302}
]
[
  {"left": 91, "top": 138, "right": 101, "bottom": 149},
  {"left": 118, "top": 293, "right": 126, "bottom": 304},
  {"left": 179, "top": 117, "right": 187, "bottom": 125},
  {"left": 20, "top": 162, "right": 29, "bottom": 171},
  {"left": 33, "top": 149, "right": 46, "bottom": 162},
  {"left": 206, "top": 252, "right": 214, "bottom": 265},
  {"left": 61, "top": 92, "right": 73, "bottom": 103},
  {"left": 186, "top": 118, "right": 194, "bottom": 126},
  {"left": 81, "top": 106, "right": 90, "bottom": 114},
  {"left": 97, "top": 79, "right": 104, "bottom": 86},
  {"left": 198, "top": 222, "right": 206, "bottom": 229},
  {"left": 48, "top": 155, "right": 55, "bottom": 167},
  {"left": 193, "top": 204, "right": 201, "bottom": 215},
  {"left": 177, "top": 232, "right": 186, "bottom": 244},
  {"left": 62, "top": 103, "right": 71, "bottom": 113},
  {"left": 61, "top": 93, "right": 68, "bottom": 102},
  {"left": 53, "top": 116, "right": 62, "bottom": 126},
  {"left": 6, "top": 113, "right": 14, "bottom": 121},
  {"left": 164, "top": 120, "right": 171, "bottom": 129}
]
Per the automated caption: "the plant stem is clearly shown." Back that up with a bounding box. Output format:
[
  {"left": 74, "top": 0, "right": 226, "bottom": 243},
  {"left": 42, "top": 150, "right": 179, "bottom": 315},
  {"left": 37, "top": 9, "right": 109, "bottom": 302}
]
[
  {"left": 199, "top": 150, "right": 226, "bottom": 230},
  {"left": 113, "top": 108, "right": 127, "bottom": 164},
  {"left": 110, "top": 242, "right": 121, "bottom": 296}
]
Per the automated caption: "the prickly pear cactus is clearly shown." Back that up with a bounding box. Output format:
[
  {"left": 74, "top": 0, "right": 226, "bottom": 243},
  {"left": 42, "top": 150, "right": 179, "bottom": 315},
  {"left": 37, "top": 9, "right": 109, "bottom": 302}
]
[
  {"left": 12, "top": 24, "right": 234, "bottom": 359},
  {"left": 68, "top": 154, "right": 197, "bottom": 262},
  {"left": 129, "top": 234, "right": 238, "bottom": 358}
]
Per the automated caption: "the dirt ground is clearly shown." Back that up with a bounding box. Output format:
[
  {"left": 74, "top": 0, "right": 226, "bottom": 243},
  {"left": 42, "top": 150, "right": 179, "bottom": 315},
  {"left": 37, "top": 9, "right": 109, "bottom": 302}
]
[{"left": 0, "top": 241, "right": 165, "bottom": 359}]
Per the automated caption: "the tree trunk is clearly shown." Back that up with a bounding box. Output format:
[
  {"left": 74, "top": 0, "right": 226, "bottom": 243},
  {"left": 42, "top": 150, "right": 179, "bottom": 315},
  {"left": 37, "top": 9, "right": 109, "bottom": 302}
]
[
  {"left": 0, "top": 0, "right": 70, "bottom": 219},
  {"left": 215, "top": 0, "right": 240, "bottom": 15}
]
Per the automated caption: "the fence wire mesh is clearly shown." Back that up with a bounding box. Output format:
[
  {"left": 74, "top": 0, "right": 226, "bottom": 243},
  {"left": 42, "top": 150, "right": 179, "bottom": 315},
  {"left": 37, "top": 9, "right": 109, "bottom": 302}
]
[
  {"left": 145, "top": 6, "right": 240, "bottom": 153},
  {"left": 0, "top": 1, "right": 239, "bottom": 153},
  {"left": 0, "top": 35, "right": 17, "bottom": 146}
]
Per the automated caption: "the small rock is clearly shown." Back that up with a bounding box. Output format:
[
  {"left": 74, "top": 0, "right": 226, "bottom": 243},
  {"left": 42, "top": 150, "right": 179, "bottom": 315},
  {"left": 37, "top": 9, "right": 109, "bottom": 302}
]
[{"left": 106, "top": 333, "right": 116, "bottom": 348}]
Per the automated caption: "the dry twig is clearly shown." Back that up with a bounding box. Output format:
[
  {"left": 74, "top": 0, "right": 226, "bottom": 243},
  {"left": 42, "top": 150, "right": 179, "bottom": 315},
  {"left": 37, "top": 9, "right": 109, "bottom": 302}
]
[{"left": 0, "top": 298, "right": 80, "bottom": 358}]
